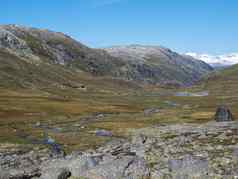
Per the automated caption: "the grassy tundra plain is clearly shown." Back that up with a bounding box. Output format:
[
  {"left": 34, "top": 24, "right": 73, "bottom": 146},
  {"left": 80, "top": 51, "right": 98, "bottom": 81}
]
[{"left": 1, "top": 65, "right": 237, "bottom": 153}]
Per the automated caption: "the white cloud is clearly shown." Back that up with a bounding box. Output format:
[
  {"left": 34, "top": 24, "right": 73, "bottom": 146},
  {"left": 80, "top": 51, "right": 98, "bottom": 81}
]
[{"left": 185, "top": 52, "right": 238, "bottom": 67}]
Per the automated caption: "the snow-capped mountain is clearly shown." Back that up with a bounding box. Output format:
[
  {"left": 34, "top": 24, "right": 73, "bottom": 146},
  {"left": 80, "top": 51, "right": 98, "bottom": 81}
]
[{"left": 185, "top": 52, "right": 238, "bottom": 68}]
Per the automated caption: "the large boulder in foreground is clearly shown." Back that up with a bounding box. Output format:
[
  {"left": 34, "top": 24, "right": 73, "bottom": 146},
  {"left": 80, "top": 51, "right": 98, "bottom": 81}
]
[
  {"left": 40, "top": 168, "right": 71, "bottom": 179},
  {"left": 215, "top": 106, "right": 234, "bottom": 122},
  {"left": 167, "top": 155, "right": 209, "bottom": 178},
  {"left": 83, "top": 156, "right": 149, "bottom": 179}
]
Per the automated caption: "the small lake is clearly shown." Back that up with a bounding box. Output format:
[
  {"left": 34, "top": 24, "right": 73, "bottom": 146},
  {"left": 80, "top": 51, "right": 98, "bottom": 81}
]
[{"left": 175, "top": 91, "right": 209, "bottom": 97}]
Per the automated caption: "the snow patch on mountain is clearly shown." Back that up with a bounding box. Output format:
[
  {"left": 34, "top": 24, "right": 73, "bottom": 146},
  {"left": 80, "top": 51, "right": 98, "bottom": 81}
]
[{"left": 185, "top": 52, "right": 238, "bottom": 68}]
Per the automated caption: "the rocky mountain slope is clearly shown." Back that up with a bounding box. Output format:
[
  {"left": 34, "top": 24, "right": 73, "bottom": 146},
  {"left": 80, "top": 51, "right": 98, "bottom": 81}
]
[
  {"left": 0, "top": 24, "right": 122, "bottom": 77},
  {"left": 105, "top": 45, "right": 213, "bottom": 86},
  {"left": 0, "top": 25, "right": 213, "bottom": 88}
]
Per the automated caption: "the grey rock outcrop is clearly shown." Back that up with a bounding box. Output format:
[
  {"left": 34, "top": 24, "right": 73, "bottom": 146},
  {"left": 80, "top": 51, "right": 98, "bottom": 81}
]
[
  {"left": 0, "top": 149, "right": 44, "bottom": 179},
  {"left": 39, "top": 152, "right": 149, "bottom": 179},
  {"left": 0, "top": 26, "right": 40, "bottom": 61},
  {"left": 0, "top": 168, "right": 40, "bottom": 179},
  {"left": 168, "top": 155, "right": 208, "bottom": 178},
  {"left": 40, "top": 154, "right": 99, "bottom": 177},
  {"left": 39, "top": 168, "right": 71, "bottom": 179},
  {"left": 83, "top": 156, "right": 149, "bottom": 179}
]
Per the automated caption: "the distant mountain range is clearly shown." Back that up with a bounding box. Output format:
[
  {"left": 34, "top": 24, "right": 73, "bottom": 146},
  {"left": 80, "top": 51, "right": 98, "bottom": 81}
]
[
  {"left": 186, "top": 52, "right": 238, "bottom": 68},
  {"left": 0, "top": 24, "right": 213, "bottom": 89}
]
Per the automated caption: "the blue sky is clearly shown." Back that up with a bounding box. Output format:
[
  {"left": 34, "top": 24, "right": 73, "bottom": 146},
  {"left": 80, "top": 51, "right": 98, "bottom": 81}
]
[{"left": 1, "top": 0, "right": 237, "bottom": 54}]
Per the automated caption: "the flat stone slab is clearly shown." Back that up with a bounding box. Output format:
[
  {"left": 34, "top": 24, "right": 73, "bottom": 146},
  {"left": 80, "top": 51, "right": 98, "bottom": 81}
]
[{"left": 168, "top": 155, "right": 208, "bottom": 177}]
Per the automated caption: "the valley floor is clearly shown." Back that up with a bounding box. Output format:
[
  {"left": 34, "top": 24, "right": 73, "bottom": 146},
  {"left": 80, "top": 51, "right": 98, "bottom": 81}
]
[
  {"left": 0, "top": 85, "right": 237, "bottom": 151},
  {"left": 0, "top": 85, "right": 238, "bottom": 178}
]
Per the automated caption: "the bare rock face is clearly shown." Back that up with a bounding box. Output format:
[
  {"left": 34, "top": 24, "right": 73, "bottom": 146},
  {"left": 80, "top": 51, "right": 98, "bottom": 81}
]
[
  {"left": 0, "top": 26, "right": 40, "bottom": 61},
  {"left": 215, "top": 106, "right": 234, "bottom": 122},
  {"left": 39, "top": 168, "right": 71, "bottom": 179},
  {"left": 0, "top": 148, "right": 48, "bottom": 179},
  {"left": 168, "top": 155, "right": 208, "bottom": 178},
  {"left": 0, "top": 27, "right": 28, "bottom": 50},
  {"left": 82, "top": 156, "right": 149, "bottom": 179}
]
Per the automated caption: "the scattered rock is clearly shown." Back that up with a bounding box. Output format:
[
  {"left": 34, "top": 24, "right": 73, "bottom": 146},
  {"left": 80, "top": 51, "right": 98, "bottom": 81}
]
[
  {"left": 62, "top": 82, "right": 86, "bottom": 90},
  {"left": 164, "top": 100, "right": 178, "bottom": 107},
  {"left": 35, "top": 121, "right": 41, "bottom": 127},
  {"left": 1, "top": 121, "right": 238, "bottom": 178},
  {"left": 95, "top": 113, "right": 105, "bottom": 119},
  {"left": 41, "top": 134, "right": 65, "bottom": 158},
  {"left": 143, "top": 108, "right": 160, "bottom": 117},
  {"left": 215, "top": 106, "right": 234, "bottom": 122}
]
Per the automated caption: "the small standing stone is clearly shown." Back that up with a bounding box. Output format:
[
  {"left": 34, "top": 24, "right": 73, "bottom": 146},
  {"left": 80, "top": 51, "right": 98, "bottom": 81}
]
[{"left": 214, "top": 106, "right": 234, "bottom": 122}]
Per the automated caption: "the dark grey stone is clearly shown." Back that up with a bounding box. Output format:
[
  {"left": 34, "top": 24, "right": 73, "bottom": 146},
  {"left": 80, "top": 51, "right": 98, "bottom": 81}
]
[
  {"left": 215, "top": 106, "right": 234, "bottom": 122},
  {"left": 144, "top": 108, "right": 160, "bottom": 117}
]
